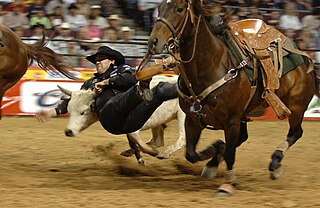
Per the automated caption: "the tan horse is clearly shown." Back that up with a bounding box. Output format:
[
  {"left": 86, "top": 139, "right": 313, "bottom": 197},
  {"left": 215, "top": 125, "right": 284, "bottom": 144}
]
[
  {"left": 146, "top": 0, "right": 319, "bottom": 194},
  {"left": 0, "top": 25, "right": 77, "bottom": 117}
]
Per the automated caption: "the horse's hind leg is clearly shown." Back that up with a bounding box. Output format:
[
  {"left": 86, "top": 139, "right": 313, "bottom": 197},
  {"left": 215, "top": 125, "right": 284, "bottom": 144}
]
[
  {"left": 269, "top": 70, "right": 314, "bottom": 179},
  {"left": 269, "top": 113, "right": 305, "bottom": 179}
]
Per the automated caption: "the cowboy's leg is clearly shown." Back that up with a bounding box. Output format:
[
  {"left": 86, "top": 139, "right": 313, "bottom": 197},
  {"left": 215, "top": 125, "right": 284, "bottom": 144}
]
[
  {"left": 121, "top": 82, "right": 178, "bottom": 133},
  {"left": 99, "top": 86, "right": 143, "bottom": 134},
  {"left": 99, "top": 82, "right": 177, "bottom": 134}
]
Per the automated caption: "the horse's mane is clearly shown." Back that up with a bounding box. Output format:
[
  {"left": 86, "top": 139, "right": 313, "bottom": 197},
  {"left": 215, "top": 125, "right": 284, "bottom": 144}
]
[{"left": 200, "top": 1, "right": 232, "bottom": 37}]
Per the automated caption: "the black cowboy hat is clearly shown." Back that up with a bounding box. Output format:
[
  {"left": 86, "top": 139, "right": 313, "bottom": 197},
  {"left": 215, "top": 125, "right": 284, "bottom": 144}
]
[{"left": 86, "top": 46, "right": 125, "bottom": 66}]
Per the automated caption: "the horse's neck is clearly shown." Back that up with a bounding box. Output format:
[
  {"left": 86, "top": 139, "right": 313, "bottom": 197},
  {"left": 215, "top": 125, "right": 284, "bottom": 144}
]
[{"left": 180, "top": 19, "right": 232, "bottom": 82}]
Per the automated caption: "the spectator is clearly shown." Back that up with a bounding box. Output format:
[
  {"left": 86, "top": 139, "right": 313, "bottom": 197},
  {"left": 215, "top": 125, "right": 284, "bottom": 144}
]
[
  {"left": 102, "top": 27, "right": 119, "bottom": 41},
  {"left": 25, "top": 23, "right": 45, "bottom": 44},
  {"left": 82, "top": 14, "right": 102, "bottom": 39},
  {"left": 77, "top": 26, "right": 91, "bottom": 51},
  {"left": 46, "top": 0, "right": 68, "bottom": 16},
  {"left": 296, "top": 27, "right": 318, "bottom": 49},
  {"left": 301, "top": 6, "right": 320, "bottom": 31},
  {"left": 295, "top": 0, "right": 312, "bottom": 12},
  {"left": 2, "top": 3, "right": 28, "bottom": 30},
  {"left": 89, "top": 5, "right": 108, "bottom": 29},
  {"left": 4, "top": 0, "right": 28, "bottom": 13},
  {"left": 28, "top": 0, "right": 47, "bottom": 16},
  {"left": 237, "top": 6, "right": 250, "bottom": 20},
  {"left": 267, "top": 10, "right": 281, "bottom": 28},
  {"left": 119, "top": 26, "right": 134, "bottom": 42},
  {"left": 75, "top": 0, "right": 90, "bottom": 17},
  {"left": 13, "top": 25, "right": 25, "bottom": 37},
  {"left": 273, "top": 0, "right": 286, "bottom": 10},
  {"left": 279, "top": 3, "right": 303, "bottom": 30},
  {"left": 100, "top": 0, "right": 118, "bottom": 18},
  {"left": 258, "top": 0, "right": 274, "bottom": 9},
  {"left": 65, "top": 3, "right": 87, "bottom": 33},
  {"left": 283, "top": 28, "right": 297, "bottom": 40},
  {"left": 49, "top": 5, "right": 65, "bottom": 30},
  {"left": 48, "top": 22, "right": 74, "bottom": 56},
  {"left": 29, "top": 8, "right": 52, "bottom": 30},
  {"left": 137, "top": 0, "right": 161, "bottom": 32},
  {"left": 0, "top": 4, "right": 5, "bottom": 24},
  {"left": 107, "top": 14, "right": 121, "bottom": 32},
  {"left": 247, "top": 7, "right": 264, "bottom": 20}
]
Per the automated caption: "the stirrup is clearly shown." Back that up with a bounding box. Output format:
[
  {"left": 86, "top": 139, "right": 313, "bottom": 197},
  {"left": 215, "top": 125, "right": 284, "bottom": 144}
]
[
  {"left": 135, "top": 85, "right": 153, "bottom": 103},
  {"left": 139, "top": 79, "right": 153, "bottom": 102}
]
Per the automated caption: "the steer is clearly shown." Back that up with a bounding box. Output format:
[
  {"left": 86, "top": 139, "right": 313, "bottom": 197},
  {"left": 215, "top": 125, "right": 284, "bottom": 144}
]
[{"left": 59, "top": 75, "right": 186, "bottom": 164}]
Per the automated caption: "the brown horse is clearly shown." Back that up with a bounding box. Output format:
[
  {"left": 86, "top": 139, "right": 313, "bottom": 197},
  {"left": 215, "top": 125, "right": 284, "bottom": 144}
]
[
  {"left": 0, "top": 25, "right": 77, "bottom": 116},
  {"left": 147, "top": 0, "right": 319, "bottom": 191}
]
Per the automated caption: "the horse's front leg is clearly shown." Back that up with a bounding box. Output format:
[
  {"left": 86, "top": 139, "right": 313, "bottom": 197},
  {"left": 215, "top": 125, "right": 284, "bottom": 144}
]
[
  {"left": 185, "top": 115, "right": 202, "bottom": 163},
  {"left": 223, "top": 118, "right": 241, "bottom": 184}
]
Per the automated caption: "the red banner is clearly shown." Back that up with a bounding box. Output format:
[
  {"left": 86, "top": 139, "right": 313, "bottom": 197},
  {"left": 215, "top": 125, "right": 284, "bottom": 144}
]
[{"left": 2, "top": 67, "right": 320, "bottom": 120}]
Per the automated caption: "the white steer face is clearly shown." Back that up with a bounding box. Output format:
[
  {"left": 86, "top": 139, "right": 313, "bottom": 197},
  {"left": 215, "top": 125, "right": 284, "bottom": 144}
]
[{"left": 65, "top": 90, "right": 99, "bottom": 137}]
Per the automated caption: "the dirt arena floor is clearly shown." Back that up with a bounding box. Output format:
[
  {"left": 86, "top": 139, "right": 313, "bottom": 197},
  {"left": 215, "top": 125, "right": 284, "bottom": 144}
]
[{"left": 0, "top": 117, "right": 319, "bottom": 208}]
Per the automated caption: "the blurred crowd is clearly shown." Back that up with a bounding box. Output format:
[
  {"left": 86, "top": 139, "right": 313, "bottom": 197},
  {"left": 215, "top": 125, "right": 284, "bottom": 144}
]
[{"left": 0, "top": 0, "right": 319, "bottom": 68}]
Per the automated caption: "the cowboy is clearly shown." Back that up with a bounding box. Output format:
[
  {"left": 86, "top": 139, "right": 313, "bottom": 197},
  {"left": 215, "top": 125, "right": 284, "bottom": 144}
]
[{"left": 36, "top": 46, "right": 178, "bottom": 134}]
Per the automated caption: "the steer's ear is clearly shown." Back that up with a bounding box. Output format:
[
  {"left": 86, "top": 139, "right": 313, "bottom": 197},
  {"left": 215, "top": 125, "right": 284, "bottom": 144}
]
[{"left": 57, "top": 85, "right": 72, "bottom": 96}]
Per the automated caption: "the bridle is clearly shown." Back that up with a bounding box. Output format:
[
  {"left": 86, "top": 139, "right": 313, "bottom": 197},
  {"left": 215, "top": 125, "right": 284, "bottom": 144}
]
[
  {"left": 151, "top": 0, "right": 246, "bottom": 129},
  {"left": 156, "top": 0, "right": 201, "bottom": 64}
]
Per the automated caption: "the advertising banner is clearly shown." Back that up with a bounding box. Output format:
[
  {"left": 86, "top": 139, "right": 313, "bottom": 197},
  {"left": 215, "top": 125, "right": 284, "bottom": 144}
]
[{"left": 1, "top": 67, "right": 320, "bottom": 120}]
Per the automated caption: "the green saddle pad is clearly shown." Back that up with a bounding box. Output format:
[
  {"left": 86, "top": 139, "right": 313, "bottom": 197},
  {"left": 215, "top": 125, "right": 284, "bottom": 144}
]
[{"left": 226, "top": 37, "right": 305, "bottom": 82}]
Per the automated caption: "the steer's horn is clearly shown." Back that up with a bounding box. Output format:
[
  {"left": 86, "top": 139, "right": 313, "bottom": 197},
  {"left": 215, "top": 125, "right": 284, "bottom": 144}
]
[{"left": 57, "top": 85, "right": 72, "bottom": 96}]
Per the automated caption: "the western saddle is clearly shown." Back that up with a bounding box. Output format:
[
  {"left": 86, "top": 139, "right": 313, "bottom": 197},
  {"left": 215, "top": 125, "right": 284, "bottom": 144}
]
[{"left": 227, "top": 19, "right": 313, "bottom": 119}]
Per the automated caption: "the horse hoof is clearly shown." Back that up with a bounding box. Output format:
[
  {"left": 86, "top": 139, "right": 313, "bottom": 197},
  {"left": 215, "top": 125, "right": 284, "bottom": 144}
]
[
  {"left": 215, "top": 184, "right": 235, "bottom": 197},
  {"left": 137, "top": 158, "right": 145, "bottom": 165},
  {"left": 120, "top": 149, "right": 134, "bottom": 157},
  {"left": 201, "top": 165, "right": 218, "bottom": 179},
  {"left": 270, "top": 166, "right": 283, "bottom": 180}
]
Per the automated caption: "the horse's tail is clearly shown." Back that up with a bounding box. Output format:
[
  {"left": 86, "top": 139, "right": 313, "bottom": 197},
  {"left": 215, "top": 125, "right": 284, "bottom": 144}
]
[{"left": 24, "top": 34, "right": 80, "bottom": 80}]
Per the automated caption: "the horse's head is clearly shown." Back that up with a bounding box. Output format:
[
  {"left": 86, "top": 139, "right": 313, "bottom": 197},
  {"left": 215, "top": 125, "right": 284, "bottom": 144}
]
[{"left": 148, "top": 0, "right": 201, "bottom": 54}]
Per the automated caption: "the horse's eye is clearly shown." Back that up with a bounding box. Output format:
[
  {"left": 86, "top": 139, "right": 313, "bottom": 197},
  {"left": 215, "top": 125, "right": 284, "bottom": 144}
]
[
  {"left": 80, "top": 112, "right": 85, "bottom": 115},
  {"left": 177, "top": 7, "right": 183, "bottom": 13}
]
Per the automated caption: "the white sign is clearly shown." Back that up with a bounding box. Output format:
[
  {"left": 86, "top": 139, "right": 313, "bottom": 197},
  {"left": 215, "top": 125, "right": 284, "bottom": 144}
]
[{"left": 20, "top": 81, "right": 82, "bottom": 113}]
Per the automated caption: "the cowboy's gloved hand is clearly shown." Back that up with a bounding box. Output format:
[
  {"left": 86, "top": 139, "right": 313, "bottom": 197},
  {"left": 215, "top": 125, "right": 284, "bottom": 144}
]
[
  {"left": 34, "top": 109, "right": 57, "bottom": 123},
  {"left": 95, "top": 79, "right": 109, "bottom": 93}
]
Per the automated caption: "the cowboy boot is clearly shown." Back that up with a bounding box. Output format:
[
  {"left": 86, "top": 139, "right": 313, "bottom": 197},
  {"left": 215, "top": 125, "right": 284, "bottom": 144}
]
[
  {"left": 137, "top": 78, "right": 153, "bottom": 102},
  {"left": 154, "top": 82, "right": 178, "bottom": 101}
]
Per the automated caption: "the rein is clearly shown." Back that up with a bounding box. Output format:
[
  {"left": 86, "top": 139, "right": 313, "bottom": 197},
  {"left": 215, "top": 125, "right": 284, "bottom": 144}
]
[
  {"left": 151, "top": 0, "right": 247, "bottom": 128},
  {"left": 156, "top": 1, "right": 201, "bottom": 64},
  {"left": 0, "top": 30, "right": 4, "bottom": 47}
]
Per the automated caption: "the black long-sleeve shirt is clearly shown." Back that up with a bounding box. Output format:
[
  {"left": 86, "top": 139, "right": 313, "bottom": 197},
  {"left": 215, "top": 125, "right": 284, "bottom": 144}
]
[{"left": 55, "top": 64, "right": 137, "bottom": 115}]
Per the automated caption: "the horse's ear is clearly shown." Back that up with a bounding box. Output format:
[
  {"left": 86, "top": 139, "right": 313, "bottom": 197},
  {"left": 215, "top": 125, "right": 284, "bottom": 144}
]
[
  {"left": 57, "top": 85, "right": 72, "bottom": 96},
  {"left": 222, "top": 9, "right": 233, "bottom": 23}
]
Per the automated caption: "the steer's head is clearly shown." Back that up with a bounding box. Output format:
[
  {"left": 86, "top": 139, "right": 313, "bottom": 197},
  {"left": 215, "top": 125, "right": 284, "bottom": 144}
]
[{"left": 58, "top": 85, "right": 99, "bottom": 137}]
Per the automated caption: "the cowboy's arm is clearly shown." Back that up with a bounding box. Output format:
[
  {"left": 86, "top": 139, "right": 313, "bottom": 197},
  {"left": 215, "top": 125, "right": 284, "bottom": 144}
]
[{"left": 35, "top": 99, "right": 70, "bottom": 122}]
